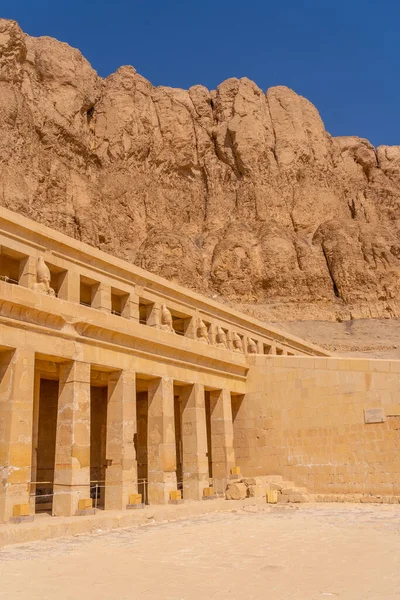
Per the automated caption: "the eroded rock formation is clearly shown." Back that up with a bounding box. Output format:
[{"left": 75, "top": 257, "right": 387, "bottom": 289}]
[{"left": 2, "top": 18, "right": 400, "bottom": 321}]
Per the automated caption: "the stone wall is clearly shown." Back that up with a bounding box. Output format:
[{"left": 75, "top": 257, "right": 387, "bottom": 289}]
[{"left": 238, "top": 356, "right": 400, "bottom": 497}]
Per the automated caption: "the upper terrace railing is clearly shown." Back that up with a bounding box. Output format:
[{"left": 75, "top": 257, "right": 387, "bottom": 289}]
[{"left": 0, "top": 207, "right": 328, "bottom": 357}]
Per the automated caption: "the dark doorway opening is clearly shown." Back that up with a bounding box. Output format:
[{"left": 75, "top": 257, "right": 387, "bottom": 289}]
[
  {"left": 90, "top": 385, "right": 107, "bottom": 508},
  {"left": 35, "top": 379, "right": 58, "bottom": 514}
]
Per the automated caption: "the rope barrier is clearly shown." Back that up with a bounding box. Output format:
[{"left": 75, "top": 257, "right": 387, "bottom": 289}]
[{"left": 29, "top": 476, "right": 215, "bottom": 505}]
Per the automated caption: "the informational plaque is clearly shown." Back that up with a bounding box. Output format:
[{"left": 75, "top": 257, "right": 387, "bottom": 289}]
[{"left": 364, "top": 408, "right": 385, "bottom": 424}]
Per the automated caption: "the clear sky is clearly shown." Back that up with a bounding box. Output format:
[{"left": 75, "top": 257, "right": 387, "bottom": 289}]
[{"left": 2, "top": 0, "right": 399, "bottom": 147}]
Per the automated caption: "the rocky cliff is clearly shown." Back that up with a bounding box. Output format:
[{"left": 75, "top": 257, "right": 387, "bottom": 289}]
[{"left": 2, "top": 18, "right": 400, "bottom": 322}]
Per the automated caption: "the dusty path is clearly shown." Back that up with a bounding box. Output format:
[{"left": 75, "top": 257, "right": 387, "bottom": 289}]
[
  {"left": 276, "top": 318, "right": 400, "bottom": 358},
  {"left": 0, "top": 504, "right": 399, "bottom": 600}
]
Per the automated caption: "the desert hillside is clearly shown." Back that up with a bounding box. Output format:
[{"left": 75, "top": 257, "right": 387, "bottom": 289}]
[{"left": 1, "top": 18, "right": 400, "bottom": 323}]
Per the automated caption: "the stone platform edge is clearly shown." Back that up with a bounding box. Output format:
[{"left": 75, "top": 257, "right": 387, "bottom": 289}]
[{"left": 2, "top": 495, "right": 400, "bottom": 549}]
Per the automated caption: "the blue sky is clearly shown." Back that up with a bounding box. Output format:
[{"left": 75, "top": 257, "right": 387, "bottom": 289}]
[{"left": 3, "top": 0, "right": 399, "bottom": 146}]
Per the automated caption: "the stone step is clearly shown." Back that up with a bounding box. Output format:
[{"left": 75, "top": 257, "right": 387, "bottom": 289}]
[
  {"left": 269, "top": 481, "right": 295, "bottom": 491},
  {"left": 282, "top": 486, "right": 307, "bottom": 495},
  {"left": 225, "top": 474, "right": 311, "bottom": 504},
  {"left": 263, "top": 475, "right": 284, "bottom": 483},
  {"left": 277, "top": 492, "right": 311, "bottom": 504}
]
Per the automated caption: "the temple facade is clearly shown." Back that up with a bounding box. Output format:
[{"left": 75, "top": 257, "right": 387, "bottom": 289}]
[{"left": 0, "top": 208, "right": 399, "bottom": 523}]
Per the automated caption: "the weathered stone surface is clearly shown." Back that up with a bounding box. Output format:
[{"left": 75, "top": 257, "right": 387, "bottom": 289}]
[
  {"left": 3, "top": 18, "right": 400, "bottom": 320},
  {"left": 225, "top": 483, "right": 247, "bottom": 500}
]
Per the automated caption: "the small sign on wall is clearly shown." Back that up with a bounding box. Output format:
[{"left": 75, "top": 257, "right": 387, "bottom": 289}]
[{"left": 364, "top": 408, "right": 385, "bottom": 424}]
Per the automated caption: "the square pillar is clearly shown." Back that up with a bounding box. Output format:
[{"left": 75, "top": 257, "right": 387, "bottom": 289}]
[
  {"left": 19, "top": 255, "right": 37, "bottom": 289},
  {"left": 182, "top": 315, "right": 196, "bottom": 339},
  {"left": 53, "top": 361, "right": 91, "bottom": 517},
  {"left": 57, "top": 270, "right": 80, "bottom": 304},
  {"left": 104, "top": 370, "right": 138, "bottom": 510},
  {"left": 181, "top": 383, "right": 209, "bottom": 500},
  {"left": 146, "top": 303, "right": 160, "bottom": 328},
  {"left": 208, "top": 324, "right": 217, "bottom": 345},
  {"left": 92, "top": 283, "right": 111, "bottom": 313},
  {"left": 29, "top": 373, "right": 41, "bottom": 514},
  {"left": 0, "top": 348, "right": 35, "bottom": 522},
  {"left": 147, "top": 377, "right": 177, "bottom": 504},
  {"left": 122, "top": 291, "right": 139, "bottom": 321},
  {"left": 209, "top": 389, "right": 236, "bottom": 494}
]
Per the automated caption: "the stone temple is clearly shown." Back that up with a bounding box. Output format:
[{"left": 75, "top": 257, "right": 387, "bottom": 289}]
[{"left": 0, "top": 206, "right": 399, "bottom": 524}]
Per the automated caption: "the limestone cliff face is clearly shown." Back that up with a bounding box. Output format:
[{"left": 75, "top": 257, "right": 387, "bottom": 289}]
[{"left": 2, "top": 18, "right": 400, "bottom": 321}]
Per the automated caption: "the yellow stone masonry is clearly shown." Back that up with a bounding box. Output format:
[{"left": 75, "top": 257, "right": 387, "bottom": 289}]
[{"left": 0, "top": 207, "right": 398, "bottom": 524}]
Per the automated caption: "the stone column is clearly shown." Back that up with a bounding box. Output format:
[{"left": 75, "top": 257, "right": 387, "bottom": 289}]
[
  {"left": 183, "top": 316, "right": 197, "bottom": 339},
  {"left": 57, "top": 270, "right": 80, "bottom": 304},
  {"left": 104, "top": 370, "right": 137, "bottom": 510},
  {"left": 29, "top": 373, "right": 41, "bottom": 514},
  {"left": 208, "top": 324, "right": 217, "bottom": 345},
  {"left": 122, "top": 290, "right": 139, "bottom": 321},
  {"left": 146, "top": 303, "right": 160, "bottom": 328},
  {"left": 0, "top": 348, "right": 35, "bottom": 522},
  {"left": 92, "top": 283, "right": 111, "bottom": 313},
  {"left": 19, "top": 255, "right": 37, "bottom": 288},
  {"left": 181, "top": 383, "right": 209, "bottom": 500},
  {"left": 147, "top": 377, "right": 177, "bottom": 504},
  {"left": 209, "top": 389, "right": 236, "bottom": 494},
  {"left": 53, "top": 361, "right": 91, "bottom": 517}
]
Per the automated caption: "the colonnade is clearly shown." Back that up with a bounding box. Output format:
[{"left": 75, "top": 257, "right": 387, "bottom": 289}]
[{"left": 0, "top": 350, "right": 237, "bottom": 522}]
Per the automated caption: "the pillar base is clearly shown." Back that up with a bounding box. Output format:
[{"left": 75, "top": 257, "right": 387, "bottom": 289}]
[
  {"left": 76, "top": 508, "right": 96, "bottom": 516},
  {"left": 127, "top": 503, "right": 145, "bottom": 510},
  {"left": 9, "top": 516, "right": 34, "bottom": 524},
  {"left": 168, "top": 499, "right": 184, "bottom": 505}
]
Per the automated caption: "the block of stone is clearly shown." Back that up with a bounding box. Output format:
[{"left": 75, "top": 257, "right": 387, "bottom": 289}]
[
  {"left": 10, "top": 516, "right": 34, "bottom": 524},
  {"left": 243, "top": 477, "right": 268, "bottom": 487},
  {"left": 364, "top": 408, "right": 385, "bottom": 424},
  {"left": 243, "top": 478, "right": 257, "bottom": 486},
  {"left": 264, "top": 475, "right": 284, "bottom": 483},
  {"left": 203, "top": 487, "right": 215, "bottom": 497},
  {"left": 283, "top": 493, "right": 310, "bottom": 503},
  {"left": 277, "top": 494, "right": 290, "bottom": 503},
  {"left": 266, "top": 490, "right": 278, "bottom": 504},
  {"left": 76, "top": 508, "right": 96, "bottom": 516},
  {"left": 247, "top": 485, "right": 264, "bottom": 498},
  {"left": 13, "top": 504, "right": 30, "bottom": 517},
  {"left": 169, "top": 490, "right": 182, "bottom": 501},
  {"left": 78, "top": 498, "right": 92, "bottom": 511},
  {"left": 360, "top": 495, "right": 384, "bottom": 503},
  {"left": 230, "top": 466, "right": 241, "bottom": 476},
  {"left": 282, "top": 486, "right": 306, "bottom": 495},
  {"left": 269, "top": 482, "right": 284, "bottom": 491},
  {"left": 225, "top": 483, "right": 247, "bottom": 500},
  {"left": 129, "top": 493, "right": 143, "bottom": 505}
]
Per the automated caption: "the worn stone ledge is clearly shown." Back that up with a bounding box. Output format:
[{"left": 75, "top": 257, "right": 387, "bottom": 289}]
[
  {"left": 312, "top": 493, "right": 400, "bottom": 504},
  {"left": 0, "top": 498, "right": 268, "bottom": 548}
]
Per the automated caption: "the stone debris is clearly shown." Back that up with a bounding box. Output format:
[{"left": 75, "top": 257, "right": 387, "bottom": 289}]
[
  {"left": 225, "top": 483, "right": 247, "bottom": 501},
  {"left": 225, "top": 475, "right": 311, "bottom": 503}
]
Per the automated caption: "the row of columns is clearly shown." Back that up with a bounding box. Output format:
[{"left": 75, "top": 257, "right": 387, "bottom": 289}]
[{"left": 0, "top": 351, "right": 236, "bottom": 522}]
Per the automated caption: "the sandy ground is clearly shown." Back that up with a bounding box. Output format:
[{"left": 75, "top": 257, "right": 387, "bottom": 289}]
[
  {"left": 0, "top": 503, "right": 399, "bottom": 600},
  {"left": 276, "top": 318, "right": 400, "bottom": 358}
]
